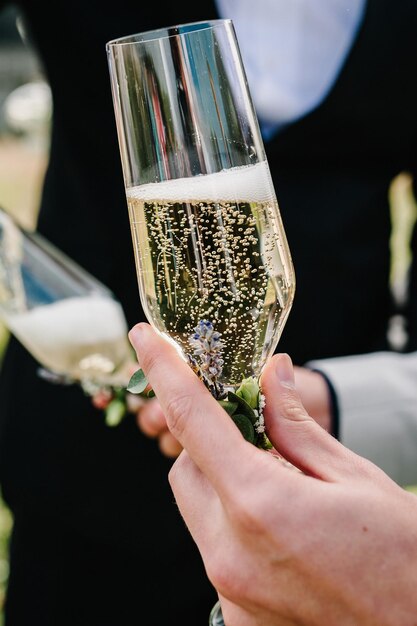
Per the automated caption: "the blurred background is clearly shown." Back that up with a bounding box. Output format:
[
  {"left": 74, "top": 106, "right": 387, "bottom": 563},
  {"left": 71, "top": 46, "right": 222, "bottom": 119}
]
[
  {"left": 0, "top": 5, "right": 50, "bottom": 623},
  {"left": 0, "top": 3, "right": 416, "bottom": 625}
]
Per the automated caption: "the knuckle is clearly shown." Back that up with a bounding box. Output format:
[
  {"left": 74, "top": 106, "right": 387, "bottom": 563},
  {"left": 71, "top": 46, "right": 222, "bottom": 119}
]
[
  {"left": 228, "top": 493, "right": 266, "bottom": 536},
  {"left": 137, "top": 415, "right": 158, "bottom": 438},
  {"left": 281, "top": 392, "right": 311, "bottom": 422},
  {"left": 167, "top": 464, "right": 179, "bottom": 490},
  {"left": 145, "top": 402, "right": 165, "bottom": 426},
  {"left": 205, "top": 554, "right": 238, "bottom": 597},
  {"left": 159, "top": 432, "right": 182, "bottom": 459},
  {"left": 351, "top": 452, "right": 388, "bottom": 484},
  {"left": 168, "top": 451, "right": 190, "bottom": 488},
  {"left": 165, "top": 392, "right": 195, "bottom": 439}
]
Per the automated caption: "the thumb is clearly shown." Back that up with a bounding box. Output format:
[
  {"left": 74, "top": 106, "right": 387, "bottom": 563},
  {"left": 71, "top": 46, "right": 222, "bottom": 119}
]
[{"left": 261, "top": 353, "right": 357, "bottom": 481}]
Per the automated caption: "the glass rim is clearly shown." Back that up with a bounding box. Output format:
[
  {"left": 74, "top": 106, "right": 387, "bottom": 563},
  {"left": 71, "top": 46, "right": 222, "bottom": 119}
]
[{"left": 106, "top": 18, "right": 233, "bottom": 49}]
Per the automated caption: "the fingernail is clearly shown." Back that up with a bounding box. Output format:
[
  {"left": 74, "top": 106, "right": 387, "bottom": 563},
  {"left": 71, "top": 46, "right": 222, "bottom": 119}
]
[
  {"left": 128, "top": 323, "right": 147, "bottom": 349},
  {"left": 275, "top": 353, "right": 295, "bottom": 388}
]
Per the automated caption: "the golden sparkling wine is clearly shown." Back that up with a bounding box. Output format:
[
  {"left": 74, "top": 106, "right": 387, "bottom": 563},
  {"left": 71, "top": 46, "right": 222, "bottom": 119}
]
[{"left": 127, "top": 162, "right": 295, "bottom": 387}]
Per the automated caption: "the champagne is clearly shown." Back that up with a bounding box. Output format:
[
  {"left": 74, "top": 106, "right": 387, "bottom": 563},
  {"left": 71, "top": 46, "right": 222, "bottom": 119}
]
[
  {"left": 2, "top": 295, "right": 132, "bottom": 385},
  {"left": 127, "top": 162, "right": 295, "bottom": 386}
]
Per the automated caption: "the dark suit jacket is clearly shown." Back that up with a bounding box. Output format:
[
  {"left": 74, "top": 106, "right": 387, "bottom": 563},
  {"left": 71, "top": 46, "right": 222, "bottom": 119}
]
[{"left": 0, "top": 0, "right": 416, "bottom": 624}]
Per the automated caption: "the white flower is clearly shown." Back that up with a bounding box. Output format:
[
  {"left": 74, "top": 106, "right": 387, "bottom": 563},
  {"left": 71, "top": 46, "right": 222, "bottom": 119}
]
[
  {"left": 254, "top": 392, "right": 266, "bottom": 433},
  {"left": 254, "top": 415, "right": 265, "bottom": 434}
]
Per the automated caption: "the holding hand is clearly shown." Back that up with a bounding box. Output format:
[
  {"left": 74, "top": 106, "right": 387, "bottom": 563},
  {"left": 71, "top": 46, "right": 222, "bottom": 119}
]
[
  {"left": 133, "top": 364, "right": 333, "bottom": 459},
  {"left": 129, "top": 322, "right": 417, "bottom": 626},
  {"left": 134, "top": 395, "right": 183, "bottom": 458}
]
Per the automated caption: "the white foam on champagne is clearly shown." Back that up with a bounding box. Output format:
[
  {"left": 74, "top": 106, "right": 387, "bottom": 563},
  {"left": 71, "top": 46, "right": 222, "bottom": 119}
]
[
  {"left": 5, "top": 295, "right": 129, "bottom": 378},
  {"left": 126, "top": 161, "right": 275, "bottom": 203}
]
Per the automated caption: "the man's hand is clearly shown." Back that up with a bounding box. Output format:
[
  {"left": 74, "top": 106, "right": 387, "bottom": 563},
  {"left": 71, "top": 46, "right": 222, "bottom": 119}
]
[
  {"left": 129, "top": 322, "right": 417, "bottom": 626},
  {"left": 133, "top": 364, "right": 333, "bottom": 459},
  {"left": 90, "top": 363, "right": 182, "bottom": 457},
  {"left": 134, "top": 395, "right": 183, "bottom": 458}
]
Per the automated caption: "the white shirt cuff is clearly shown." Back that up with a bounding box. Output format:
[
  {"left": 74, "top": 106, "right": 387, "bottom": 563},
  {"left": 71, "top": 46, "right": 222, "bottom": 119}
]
[{"left": 306, "top": 351, "right": 417, "bottom": 487}]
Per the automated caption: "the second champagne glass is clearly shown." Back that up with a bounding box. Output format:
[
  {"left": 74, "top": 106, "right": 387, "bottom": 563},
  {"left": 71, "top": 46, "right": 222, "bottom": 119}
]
[
  {"left": 0, "top": 206, "right": 134, "bottom": 424},
  {"left": 107, "top": 18, "right": 295, "bottom": 624}
]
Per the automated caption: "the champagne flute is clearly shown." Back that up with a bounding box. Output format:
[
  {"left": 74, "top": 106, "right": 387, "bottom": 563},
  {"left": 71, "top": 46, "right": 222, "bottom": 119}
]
[
  {"left": 0, "top": 206, "right": 134, "bottom": 424},
  {"left": 106, "top": 19, "right": 295, "bottom": 624}
]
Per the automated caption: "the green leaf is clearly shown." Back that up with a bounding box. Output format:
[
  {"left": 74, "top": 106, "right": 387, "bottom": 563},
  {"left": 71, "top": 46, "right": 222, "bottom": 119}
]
[
  {"left": 217, "top": 400, "right": 238, "bottom": 415},
  {"left": 147, "top": 389, "right": 156, "bottom": 398},
  {"left": 231, "top": 413, "right": 255, "bottom": 444},
  {"left": 256, "top": 433, "right": 273, "bottom": 450},
  {"left": 228, "top": 391, "right": 258, "bottom": 424},
  {"left": 127, "top": 368, "right": 148, "bottom": 394},
  {"left": 105, "top": 398, "right": 126, "bottom": 427}
]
